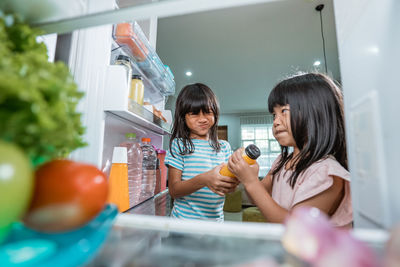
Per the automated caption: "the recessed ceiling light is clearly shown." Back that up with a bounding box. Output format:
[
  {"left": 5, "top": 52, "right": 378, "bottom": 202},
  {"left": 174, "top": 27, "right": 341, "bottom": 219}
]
[
  {"left": 367, "top": 46, "right": 379, "bottom": 54},
  {"left": 185, "top": 71, "right": 192, "bottom": 77},
  {"left": 313, "top": 61, "right": 321, "bottom": 66}
]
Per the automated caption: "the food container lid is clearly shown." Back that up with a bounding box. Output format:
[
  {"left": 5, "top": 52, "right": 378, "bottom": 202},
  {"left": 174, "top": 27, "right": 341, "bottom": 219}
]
[
  {"left": 132, "top": 74, "right": 142, "bottom": 80},
  {"left": 116, "top": 55, "right": 130, "bottom": 62},
  {"left": 125, "top": 133, "right": 136, "bottom": 138}
]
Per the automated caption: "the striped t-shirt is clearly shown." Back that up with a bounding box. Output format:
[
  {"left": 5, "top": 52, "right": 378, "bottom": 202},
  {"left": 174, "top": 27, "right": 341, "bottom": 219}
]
[{"left": 165, "top": 138, "right": 232, "bottom": 221}]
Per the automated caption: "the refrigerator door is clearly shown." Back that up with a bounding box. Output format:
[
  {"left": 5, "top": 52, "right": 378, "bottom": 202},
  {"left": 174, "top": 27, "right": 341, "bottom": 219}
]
[{"left": 334, "top": 0, "right": 400, "bottom": 229}]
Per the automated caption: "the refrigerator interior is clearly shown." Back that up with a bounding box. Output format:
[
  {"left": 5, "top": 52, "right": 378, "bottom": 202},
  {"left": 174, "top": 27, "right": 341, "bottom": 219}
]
[{"left": 1, "top": 0, "right": 399, "bottom": 266}]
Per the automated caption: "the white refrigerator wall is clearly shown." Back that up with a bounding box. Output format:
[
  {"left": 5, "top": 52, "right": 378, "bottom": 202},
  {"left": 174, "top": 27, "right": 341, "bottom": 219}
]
[
  {"left": 67, "top": 23, "right": 112, "bottom": 167},
  {"left": 334, "top": 0, "right": 400, "bottom": 229},
  {"left": 66, "top": 0, "right": 114, "bottom": 166},
  {"left": 67, "top": 0, "right": 164, "bottom": 169}
]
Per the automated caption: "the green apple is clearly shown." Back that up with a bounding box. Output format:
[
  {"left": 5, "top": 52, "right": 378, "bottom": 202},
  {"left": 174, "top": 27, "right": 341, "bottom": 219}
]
[{"left": 0, "top": 141, "right": 33, "bottom": 243}]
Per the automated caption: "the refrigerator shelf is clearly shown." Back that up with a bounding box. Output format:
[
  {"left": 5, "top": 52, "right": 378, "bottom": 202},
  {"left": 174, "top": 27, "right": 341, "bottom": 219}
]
[
  {"left": 104, "top": 65, "right": 171, "bottom": 135},
  {"left": 105, "top": 101, "right": 171, "bottom": 135}
]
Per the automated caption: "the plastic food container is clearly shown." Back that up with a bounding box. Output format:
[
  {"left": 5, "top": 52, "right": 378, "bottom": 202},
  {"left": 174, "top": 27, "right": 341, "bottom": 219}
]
[
  {"left": 113, "top": 22, "right": 149, "bottom": 62},
  {"left": 113, "top": 21, "right": 176, "bottom": 98}
]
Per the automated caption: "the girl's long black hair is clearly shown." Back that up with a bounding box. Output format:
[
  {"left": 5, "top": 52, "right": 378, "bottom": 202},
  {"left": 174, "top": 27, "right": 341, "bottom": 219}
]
[
  {"left": 169, "top": 83, "right": 220, "bottom": 157},
  {"left": 268, "top": 73, "right": 348, "bottom": 188}
]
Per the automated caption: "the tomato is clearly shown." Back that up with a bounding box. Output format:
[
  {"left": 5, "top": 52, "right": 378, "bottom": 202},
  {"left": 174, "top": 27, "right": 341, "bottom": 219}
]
[
  {"left": 0, "top": 141, "right": 34, "bottom": 243},
  {"left": 24, "top": 159, "right": 108, "bottom": 232}
]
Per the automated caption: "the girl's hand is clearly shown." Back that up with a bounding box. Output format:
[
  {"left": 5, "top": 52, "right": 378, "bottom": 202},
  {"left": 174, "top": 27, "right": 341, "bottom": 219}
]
[
  {"left": 204, "top": 164, "right": 240, "bottom": 196},
  {"left": 227, "top": 148, "right": 260, "bottom": 186}
]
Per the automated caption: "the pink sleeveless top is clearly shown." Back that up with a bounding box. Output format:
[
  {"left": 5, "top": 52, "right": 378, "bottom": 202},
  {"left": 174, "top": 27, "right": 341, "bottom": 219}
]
[{"left": 270, "top": 155, "right": 353, "bottom": 227}]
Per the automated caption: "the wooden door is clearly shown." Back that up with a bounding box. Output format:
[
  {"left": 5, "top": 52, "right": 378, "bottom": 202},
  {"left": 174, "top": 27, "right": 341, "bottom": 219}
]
[{"left": 217, "top": 125, "right": 228, "bottom": 141}]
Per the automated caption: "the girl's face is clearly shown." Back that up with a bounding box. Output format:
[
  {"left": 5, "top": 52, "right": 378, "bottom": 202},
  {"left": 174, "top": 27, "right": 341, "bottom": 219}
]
[
  {"left": 272, "top": 105, "right": 297, "bottom": 148},
  {"left": 185, "top": 110, "right": 215, "bottom": 140}
]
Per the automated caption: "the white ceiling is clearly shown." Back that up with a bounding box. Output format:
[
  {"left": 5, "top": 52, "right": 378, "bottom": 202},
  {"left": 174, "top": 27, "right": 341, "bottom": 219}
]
[{"left": 156, "top": 0, "right": 340, "bottom": 114}]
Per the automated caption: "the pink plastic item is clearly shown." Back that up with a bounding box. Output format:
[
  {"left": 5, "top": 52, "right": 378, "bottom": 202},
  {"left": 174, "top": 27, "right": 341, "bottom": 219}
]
[{"left": 282, "top": 207, "right": 378, "bottom": 267}]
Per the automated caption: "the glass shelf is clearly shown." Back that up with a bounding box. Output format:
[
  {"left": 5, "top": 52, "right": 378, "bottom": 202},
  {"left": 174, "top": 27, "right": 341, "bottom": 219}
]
[
  {"left": 105, "top": 101, "right": 171, "bottom": 135},
  {"left": 87, "top": 213, "right": 388, "bottom": 267},
  {"left": 88, "top": 215, "right": 293, "bottom": 267}
]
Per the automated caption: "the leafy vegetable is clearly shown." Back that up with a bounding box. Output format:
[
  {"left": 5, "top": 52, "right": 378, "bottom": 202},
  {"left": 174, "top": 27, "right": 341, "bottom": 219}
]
[{"left": 0, "top": 13, "right": 86, "bottom": 166}]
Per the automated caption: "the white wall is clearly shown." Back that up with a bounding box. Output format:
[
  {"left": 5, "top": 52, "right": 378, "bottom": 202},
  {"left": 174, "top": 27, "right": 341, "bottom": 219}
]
[
  {"left": 219, "top": 112, "right": 269, "bottom": 151},
  {"left": 219, "top": 114, "right": 241, "bottom": 151}
]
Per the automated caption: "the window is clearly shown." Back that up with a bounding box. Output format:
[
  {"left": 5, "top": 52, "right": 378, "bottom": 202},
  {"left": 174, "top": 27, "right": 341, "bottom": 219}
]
[{"left": 240, "top": 116, "right": 280, "bottom": 178}]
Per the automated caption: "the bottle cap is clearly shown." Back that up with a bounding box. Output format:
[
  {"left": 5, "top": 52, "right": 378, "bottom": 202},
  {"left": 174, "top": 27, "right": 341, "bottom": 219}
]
[
  {"left": 245, "top": 144, "right": 261, "bottom": 160},
  {"left": 132, "top": 74, "right": 142, "bottom": 80},
  {"left": 116, "top": 55, "right": 130, "bottom": 62},
  {"left": 125, "top": 133, "right": 136, "bottom": 139},
  {"left": 112, "top": 147, "right": 128, "bottom": 164},
  {"left": 142, "top": 137, "right": 151, "bottom": 143}
]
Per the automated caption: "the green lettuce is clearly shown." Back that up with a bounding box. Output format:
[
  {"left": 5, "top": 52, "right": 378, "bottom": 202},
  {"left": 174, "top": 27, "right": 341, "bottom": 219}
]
[{"left": 0, "top": 13, "right": 86, "bottom": 166}]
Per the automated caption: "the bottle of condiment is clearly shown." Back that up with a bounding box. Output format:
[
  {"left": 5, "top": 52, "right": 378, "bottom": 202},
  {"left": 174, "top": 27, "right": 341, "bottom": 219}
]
[
  {"left": 220, "top": 144, "right": 261, "bottom": 178},
  {"left": 130, "top": 75, "right": 144, "bottom": 105},
  {"left": 115, "top": 55, "right": 132, "bottom": 89}
]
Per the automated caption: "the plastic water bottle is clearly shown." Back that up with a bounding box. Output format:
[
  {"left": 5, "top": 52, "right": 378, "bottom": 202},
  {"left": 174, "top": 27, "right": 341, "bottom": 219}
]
[
  {"left": 140, "top": 137, "right": 157, "bottom": 201},
  {"left": 119, "top": 133, "right": 142, "bottom": 206}
]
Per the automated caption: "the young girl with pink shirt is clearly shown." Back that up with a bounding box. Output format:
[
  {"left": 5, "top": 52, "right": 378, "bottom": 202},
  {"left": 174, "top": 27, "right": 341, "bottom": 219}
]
[{"left": 228, "top": 73, "right": 352, "bottom": 228}]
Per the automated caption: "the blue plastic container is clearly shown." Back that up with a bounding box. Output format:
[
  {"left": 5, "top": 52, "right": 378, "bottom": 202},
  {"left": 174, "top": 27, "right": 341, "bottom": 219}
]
[{"left": 0, "top": 204, "right": 118, "bottom": 267}]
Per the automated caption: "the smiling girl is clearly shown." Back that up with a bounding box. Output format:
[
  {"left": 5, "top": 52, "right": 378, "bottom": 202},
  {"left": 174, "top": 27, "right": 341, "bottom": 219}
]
[
  {"left": 228, "top": 73, "right": 352, "bottom": 228},
  {"left": 165, "top": 83, "right": 238, "bottom": 221}
]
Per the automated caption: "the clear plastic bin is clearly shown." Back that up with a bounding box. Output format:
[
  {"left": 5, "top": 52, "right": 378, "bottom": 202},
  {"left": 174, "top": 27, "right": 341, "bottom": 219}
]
[
  {"left": 150, "top": 53, "right": 165, "bottom": 74},
  {"left": 136, "top": 57, "right": 160, "bottom": 79},
  {"left": 153, "top": 76, "right": 175, "bottom": 96},
  {"left": 113, "top": 22, "right": 149, "bottom": 62},
  {"left": 112, "top": 21, "right": 175, "bottom": 97},
  {"left": 164, "top": 65, "right": 174, "bottom": 80}
]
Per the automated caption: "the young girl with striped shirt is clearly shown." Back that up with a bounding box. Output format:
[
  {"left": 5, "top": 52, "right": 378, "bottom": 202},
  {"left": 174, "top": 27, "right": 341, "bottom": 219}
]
[{"left": 165, "top": 83, "right": 238, "bottom": 221}]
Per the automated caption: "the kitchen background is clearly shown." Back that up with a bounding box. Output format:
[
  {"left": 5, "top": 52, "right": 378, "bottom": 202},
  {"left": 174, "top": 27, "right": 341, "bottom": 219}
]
[{"left": 156, "top": 0, "right": 339, "bottom": 177}]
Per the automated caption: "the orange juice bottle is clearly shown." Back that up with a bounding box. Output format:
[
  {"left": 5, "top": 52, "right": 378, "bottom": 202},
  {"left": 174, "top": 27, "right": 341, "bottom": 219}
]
[
  {"left": 107, "top": 147, "right": 130, "bottom": 212},
  {"left": 220, "top": 144, "right": 261, "bottom": 178}
]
